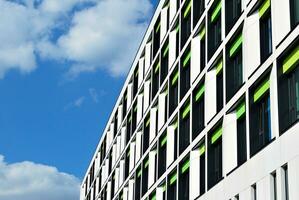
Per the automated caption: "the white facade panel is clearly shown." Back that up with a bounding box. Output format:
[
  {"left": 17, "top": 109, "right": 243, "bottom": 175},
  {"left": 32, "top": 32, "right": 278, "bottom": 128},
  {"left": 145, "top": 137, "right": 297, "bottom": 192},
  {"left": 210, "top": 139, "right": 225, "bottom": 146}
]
[
  {"left": 138, "top": 57, "right": 145, "bottom": 87},
  {"left": 244, "top": 12, "right": 261, "bottom": 79},
  {"left": 121, "top": 127, "right": 126, "bottom": 152},
  {"left": 223, "top": 113, "right": 238, "bottom": 175},
  {"left": 272, "top": 0, "right": 291, "bottom": 47},
  {"left": 128, "top": 180, "right": 135, "bottom": 200},
  {"left": 289, "top": 156, "right": 299, "bottom": 200},
  {"left": 129, "top": 142, "right": 136, "bottom": 171},
  {"left": 205, "top": 69, "right": 217, "bottom": 124},
  {"left": 190, "top": 150, "right": 200, "bottom": 200},
  {"left": 149, "top": 107, "right": 157, "bottom": 143},
  {"left": 137, "top": 94, "right": 143, "bottom": 124},
  {"left": 145, "top": 43, "right": 152, "bottom": 74},
  {"left": 127, "top": 84, "right": 133, "bottom": 111},
  {"left": 169, "top": 30, "right": 176, "bottom": 70},
  {"left": 169, "top": 0, "right": 177, "bottom": 24},
  {"left": 158, "top": 93, "right": 166, "bottom": 131},
  {"left": 135, "top": 131, "right": 142, "bottom": 163},
  {"left": 161, "top": 7, "right": 168, "bottom": 42},
  {"left": 191, "top": 35, "right": 201, "bottom": 83},
  {"left": 148, "top": 151, "right": 156, "bottom": 188},
  {"left": 166, "top": 125, "right": 175, "bottom": 167},
  {"left": 144, "top": 81, "right": 151, "bottom": 113}
]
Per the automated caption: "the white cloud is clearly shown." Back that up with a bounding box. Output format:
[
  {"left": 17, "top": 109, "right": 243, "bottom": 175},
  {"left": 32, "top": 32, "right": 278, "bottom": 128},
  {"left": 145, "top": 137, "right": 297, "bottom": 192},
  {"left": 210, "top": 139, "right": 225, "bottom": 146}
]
[
  {"left": 64, "top": 96, "right": 86, "bottom": 110},
  {"left": 0, "top": 155, "right": 80, "bottom": 200},
  {"left": 89, "top": 88, "right": 98, "bottom": 103},
  {"left": 0, "top": 0, "right": 153, "bottom": 79}
]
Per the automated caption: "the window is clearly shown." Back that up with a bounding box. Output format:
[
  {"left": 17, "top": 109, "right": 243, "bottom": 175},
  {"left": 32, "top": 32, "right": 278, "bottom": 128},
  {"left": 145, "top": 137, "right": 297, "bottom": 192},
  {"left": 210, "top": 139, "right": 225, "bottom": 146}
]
[
  {"left": 216, "top": 60, "right": 224, "bottom": 112},
  {"left": 208, "top": 124, "right": 223, "bottom": 189},
  {"left": 283, "top": 165, "right": 289, "bottom": 200},
  {"left": 152, "top": 60, "right": 160, "bottom": 99},
  {"left": 181, "top": 0, "right": 192, "bottom": 48},
  {"left": 169, "top": 67, "right": 179, "bottom": 116},
  {"left": 200, "top": 26, "right": 206, "bottom": 71},
  {"left": 179, "top": 101, "right": 190, "bottom": 154},
  {"left": 179, "top": 157, "right": 190, "bottom": 200},
  {"left": 290, "top": 0, "right": 299, "bottom": 28},
  {"left": 226, "top": 33, "right": 243, "bottom": 102},
  {"left": 133, "top": 68, "right": 139, "bottom": 98},
  {"left": 278, "top": 44, "right": 299, "bottom": 133},
  {"left": 271, "top": 171, "right": 277, "bottom": 200},
  {"left": 161, "top": 41, "right": 169, "bottom": 84},
  {"left": 192, "top": 83, "right": 205, "bottom": 139},
  {"left": 123, "top": 90, "right": 127, "bottom": 118},
  {"left": 154, "top": 18, "right": 161, "bottom": 57},
  {"left": 225, "top": 0, "right": 241, "bottom": 34},
  {"left": 208, "top": 0, "right": 222, "bottom": 59},
  {"left": 125, "top": 150, "right": 130, "bottom": 179},
  {"left": 250, "top": 76, "right": 272, "bottom": 156},
  {"left": 167, "top": 170, "right": 177, "bottom": 200},
  {"left": 132, "top": 103, "right": 137, "bottom": 133},
  {"left": 236, "top": 101, "right": 247, "bottom": 166},
  {"left": 159, "top": 182, "right": 166, "bottom": 200},
  {"left": 259, "top": 0, "right": 272, "bottom": 63},
  {"left": 143, "top": 116, "right": 150, "bottom": 154},
  {"left": 175, "top": 22, "right": 180, "bottom": 58},
  {"left": 252, "top": 184, "right": 257, "bottom": 200},
  {"left": 135, "top": 167, "right": 142, "bottom": 200},
  {"left": 198, "top": 142, "right": 206, "bottom": 196},
  {"left": 158, "top": 132, "right": 167, "bottom": 178},
  {"left": 114, "top": 114, "right": 118, "bottom": 138},
  {"left": 126, "top": 114, "right": 132, "bottom": 144},
  {"left": 193, "top": 0, "right": 205, "bottom": 27},
  {"left": 180, "top": 49, "right": 191, "bottom": 100},
  {"left": 111, "top": 173, "right": 115, "bottom": 198},
  {"left": 142, "top": 158, "right": 149, "bottom": 196},
  {"left": 173, "top": 120, "right": 178, "bottom": 161}
]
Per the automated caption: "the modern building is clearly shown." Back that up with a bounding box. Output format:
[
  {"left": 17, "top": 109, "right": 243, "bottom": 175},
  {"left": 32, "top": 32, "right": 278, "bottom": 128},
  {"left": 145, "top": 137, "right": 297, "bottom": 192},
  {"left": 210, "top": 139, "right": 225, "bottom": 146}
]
[{"left": 80, "top": 0, "right": 299, "bottom": 199}]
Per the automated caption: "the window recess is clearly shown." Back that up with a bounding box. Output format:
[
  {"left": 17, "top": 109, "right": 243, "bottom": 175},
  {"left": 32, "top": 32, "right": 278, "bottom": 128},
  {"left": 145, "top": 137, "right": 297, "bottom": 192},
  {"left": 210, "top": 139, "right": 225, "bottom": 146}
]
[
  {"left": 226, "top": 32, "right": 243, "bottom": 102},
  {"left": 208, "top": 123, "right": 223, "bottom": 189},
  {"left": 179, "top": 100, "right": 191, "bottom": 154},
  {"left": 179, "top": 157, "right": 190, "bottom": 200},
  {"left": 167, "top": 170, "right": 177, "bottom": 200},
  {"left": 181, "top": 0, "right": 192, "bottom": 49},
  {"left": 192, "top": 82, "right": 205, "bottom": 139},
  {"left": 250, "top": 75, "right": 272, "bottom": 157},
  {"left": 278, "top": 44, "right": 299, "bottom": 133},
  {"left": 169, "top": 67, "right": 179, "bottom": 117},
  {"left": 180, "top": 49, "right": 191, "bottom": 100}
]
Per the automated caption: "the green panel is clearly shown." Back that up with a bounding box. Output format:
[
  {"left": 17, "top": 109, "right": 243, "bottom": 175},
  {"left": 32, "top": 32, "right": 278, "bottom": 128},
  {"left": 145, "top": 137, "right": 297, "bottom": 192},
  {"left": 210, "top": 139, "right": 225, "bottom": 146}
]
[
  {"left": 176, "top": 24, "right": 180, "bottom": 33},
  {"left": 199, "top": 144, "right": 205, "bottom": 156},
  {"left": 162, "top": 184, "right": 166, "bottom": 192},
  {"left": 183, "top": 51, "right": 191, "bottom": 67},
  {"left": 169, "top": 173, "right": 177, "bottom": 185},
  {"left": 229, "top": 34, "right": 243, "bottom": 57},
  {"left": 137, "top": 169, "right": 142, "bottom": 178},
  {"left": 259, "top": 0, "right": 270, "bottom": 18},
  {"left": 155, "top": 62, "right": 160, "bottom": 74},
  {"left": 211, "top": 127, "right": 222, "bottom": 144},
  {"left": 254, "top": 78, "right": 270, "bottom": 102},
  {"left": 172, "top": 71, "right": 179, "bottom": 85},
  {"left": 216, "top": 60, "right": 223, "bottom": 75},
  {"left": 283, "top": 45, "right": 299, "bottom": 74},
  {"left": 181, "top": 159, "right": 190, "bottom": 174},
  {"left": 174, "top": 120, "right": 178, "bottom": 129},
  {"left": 151, "top": 194, "right": 156, "bottom": 200},
  {"left": 182, "top": 103, "right": 190, "bottom": 119},
  {"left": 199, "top": 27, "right": 206, "bottom": 40},
  {"left": 156, "top": 22, "right": 161, "bottom": 33},
  {"left": 184, "top": 0, "right": 192, "bottom": 18},
  {"left": 211, "top": 0, "right": 222, "bottom": 23},
  {"left": 146, "top": 117, "right": 150, "bottom": 127},
  {"left": 236, "top": 102, "right": 245, "bottom": 119},
  {"left": 195, "top": 85, "right": 205, "bottom": 102},
  {"left": 163, "top": 44, "right": 169, "bottom": 58},
  {"left": 134, "top": 105, "right": 137, "bottom": 112},
  {"left": 160, "top": 135, "right": 167, "bottom": 147},
  {"left": 144, "top": 159, "right": 149, "bottom": 168}
]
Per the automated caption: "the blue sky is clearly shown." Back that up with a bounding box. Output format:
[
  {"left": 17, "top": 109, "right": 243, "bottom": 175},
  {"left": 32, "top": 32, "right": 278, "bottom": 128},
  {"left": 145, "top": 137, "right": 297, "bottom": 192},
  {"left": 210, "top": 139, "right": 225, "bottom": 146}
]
[{"left": 0, "top": 0, "right": 158, "bottom": 199}]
